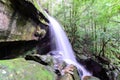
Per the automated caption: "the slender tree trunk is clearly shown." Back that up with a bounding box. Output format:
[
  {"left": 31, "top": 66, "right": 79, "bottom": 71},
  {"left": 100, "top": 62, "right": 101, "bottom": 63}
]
[
  {"left": 94, "top": 21, "right": 97, "bottom": 53},
  {"left": 102, "top": 26, "right": 106, "bottom": 56}
]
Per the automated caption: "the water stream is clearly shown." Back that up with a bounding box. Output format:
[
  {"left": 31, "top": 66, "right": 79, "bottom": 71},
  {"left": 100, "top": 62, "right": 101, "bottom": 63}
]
[{"left": 47, "top": 14, "right": 91, "bottom": 80}]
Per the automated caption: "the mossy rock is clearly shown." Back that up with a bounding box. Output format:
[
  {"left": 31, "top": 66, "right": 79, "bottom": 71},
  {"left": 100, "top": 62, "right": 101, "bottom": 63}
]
[{"left": 0, "top": 58, "right": 55, "bottom": 80}]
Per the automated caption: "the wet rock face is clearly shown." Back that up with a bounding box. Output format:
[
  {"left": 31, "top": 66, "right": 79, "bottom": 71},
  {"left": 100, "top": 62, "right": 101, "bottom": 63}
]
[
  {"left": 0, "top": 0, "right": 49, "bottom": 41},
  {"left": 0, "top": 0, "right": 50, "bottom": 58},
  {"left": 0, "top": 12, "right": 9, "bottom": 30},
  {"left": 0, "top": 2, "right": 12, "bottom": 38},
  {"left": 0, "top": 1, "right": 36, "bottom": 41}
]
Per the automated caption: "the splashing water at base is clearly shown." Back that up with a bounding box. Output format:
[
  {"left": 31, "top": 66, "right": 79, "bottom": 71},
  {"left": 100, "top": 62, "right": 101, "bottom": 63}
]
[{"left": 46, "top": 13, "right": 91, "bottom": 80}]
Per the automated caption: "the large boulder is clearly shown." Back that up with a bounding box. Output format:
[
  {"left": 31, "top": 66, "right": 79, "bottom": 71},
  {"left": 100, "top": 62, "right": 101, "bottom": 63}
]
[
  {"left": 0, "top": 0, "right": 50, "bottom": 59},
  {"left": 0, "top": 0, "right": 49, "bottom": 41},
  {"left": 0, "top": 58, "right": 55, "bottom": 80}
]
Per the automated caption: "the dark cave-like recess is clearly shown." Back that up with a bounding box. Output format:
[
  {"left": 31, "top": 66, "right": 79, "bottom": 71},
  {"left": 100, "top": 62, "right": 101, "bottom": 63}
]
[{"left": 0, "top": 40, "right": 38, "bottom": 59}]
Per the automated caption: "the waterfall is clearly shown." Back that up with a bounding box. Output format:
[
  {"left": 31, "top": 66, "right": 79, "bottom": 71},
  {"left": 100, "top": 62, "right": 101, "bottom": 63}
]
[{"left": 46, "top": 13, "right": 91, "bottom": 80}]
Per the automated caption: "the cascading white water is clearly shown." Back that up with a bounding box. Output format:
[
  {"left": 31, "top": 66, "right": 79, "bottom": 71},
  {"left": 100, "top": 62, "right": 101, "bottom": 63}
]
[{"left": 47, "top": 13, "right": 91, "bottom": 79}]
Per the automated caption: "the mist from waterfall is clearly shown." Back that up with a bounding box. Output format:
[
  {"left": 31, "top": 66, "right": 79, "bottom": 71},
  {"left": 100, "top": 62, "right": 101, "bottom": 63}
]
[{"left": 47, "top": 13, "right": 91, "bottom": 79}]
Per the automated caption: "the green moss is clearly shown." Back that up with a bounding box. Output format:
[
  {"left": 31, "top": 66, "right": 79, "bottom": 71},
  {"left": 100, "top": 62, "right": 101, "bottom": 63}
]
[
  {"left": 0, "top": 58, "right": 55, "bottom": 80},
  {"left": 32, "top": 0, "right": 43, "bottom": 13},
  {"left": 32, "top": 0, "right": 48, "bottom": 24}
]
